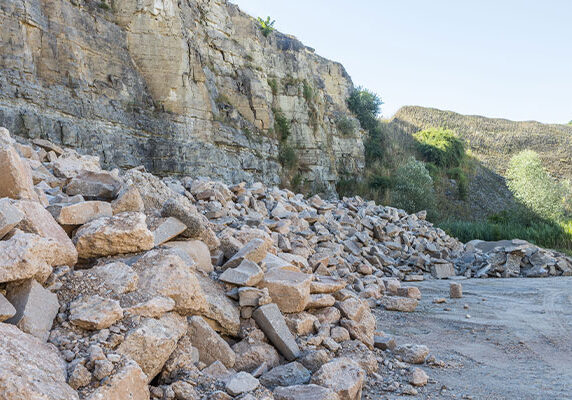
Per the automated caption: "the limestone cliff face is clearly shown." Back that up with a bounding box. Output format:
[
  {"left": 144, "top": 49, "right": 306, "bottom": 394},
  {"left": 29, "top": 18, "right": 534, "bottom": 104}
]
[{"left": 0, "top": 0, "right": 365, "bottom": 193}]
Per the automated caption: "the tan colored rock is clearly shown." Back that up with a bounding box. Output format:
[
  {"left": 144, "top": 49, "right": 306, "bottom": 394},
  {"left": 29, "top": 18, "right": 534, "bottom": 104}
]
[
  {"left": 152, "top": 217, "right": 187, "bottom": 246},
  {"left": 223, "top": 238, "right": 271, "bottom": 269},
  {"left": 47, "top": 201, "right": 112, "bottom": 225},
  {"left": 66, "top": 170, "right": 121, "bottom": 200},
  {"left": 284, "top": 312, "right": 318, "bottom": 336},
  {"left": 410, "top": 367, "right": 429, "bottom": 386},
  {"left": 0, "top": 293, "right": 16, "bottom": 322},
  {"left": 52, "top": 151, "right": 101, "bottom": 179},
  {"left": 310, "top": 276, "right": 347, "bottom": 294},
  {"left": 73, "top": 212, "right": 154, "bottom": 258},
  {"left": 450, "top": 282, "right": 463, "bottom": 298},
  {"left": 111, "top": 184, "right": 144, "bottom": 214},
  {"left": 197, "top": 274, "right": 240, "bottom": 336},
  {"left": 0, "top": 144, "right": 39, "bottom": 201},
  {"left": 14, "top": 200, "right": 78, "bottom": 266},
  {"left": 133, "top": 250, "right": 208, "bottom": 315},
  {"left": 87, "top": 361, "right": 150, "bottom": 400},
  {"left": 127, "top": 296, "right": 175, "bottom": 318},
  {"left": 69, "top": 295, "right": 123, "bottom": 330},
  {"left": 394, "top": 344, "right": 430, "bottom": 364},
  {"left": 259, "top": 269, "right": 312, "bottom": 313},
  {"left": 274, "top": 384, "right": 340, "bottom": 400},
  {"left": 162, "top": 335, "right": 200, "bottom": 378},
  {"left": 220, "top": 259, "right": 264, "bottom": 286},
  {"left": 0, "top": 230, "right": 57, "bottom": 283},
  {"left": 306, "top": 294, "right": 336, "bottom": 309},
  {"left": 0, "top": 198, "right": 24, "bottom": 239},
  {"left": 89, "top": 262, "right": 138, "bottom": 295},
  {"left": 379, "top": 296, "right": 419, "bottom": 312},
  {"left": 0, "top": 322, "right": 79, "bottom": 400},
  {"left": 118, "top": 313, "right": 187, "bottom": 382},
  {"left": 232, "top": 339, "right": 280, "bottom": 372},
  {"left": 187, "top": 316, "right": 236, "bottom": 368},
  {"left": 5, "top": 279, "right": 59, "bottom": 342},
  {"left": 163, "top": 240, "right": 213, "bottom": 273},
  {"left": 310, "top": 358, "right": 365, "bottom": 400},
  {"left": 253, "top": 303, "right": 301, "bottom": 361}
]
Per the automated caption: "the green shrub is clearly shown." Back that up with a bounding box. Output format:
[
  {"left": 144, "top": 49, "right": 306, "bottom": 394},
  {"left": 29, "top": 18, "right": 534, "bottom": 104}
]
[
  {"left": 347, "top": 87, "right": 382, "bottom": 133},
  {"left": 336, "top": 116, "right": 356, "bottom": 136},
  {"left": 390, "top": 158, "right": 436, "bottom": 215},
  {"left": 98, "top": 2, "right": 110, "bottom": 10},
  {"left": 257, "top": 17, "right": 275, "bottom": 37},
  {"left": 413, "top": 128, "right": 465, "bottom": 168},
  {"left": 447, "top": 167, "right": 468, "bottom": 200},
  {"left": 279, "top": 145, "right": 297, "bottom": 169},
  {"left": 303, "top": 80, "right": 314, "bottom": 103},
  {"left": 368, "top": 174, "right": 394, "bottom": 191},
  {"left": 273, "top": 109, "right": 291, "bottom": 141},
  {"left": 268, "top": 78, "right": 278, "bottom": 96},
  {"left": 506, "top": 150, "right": 566, "bottom": 221}
]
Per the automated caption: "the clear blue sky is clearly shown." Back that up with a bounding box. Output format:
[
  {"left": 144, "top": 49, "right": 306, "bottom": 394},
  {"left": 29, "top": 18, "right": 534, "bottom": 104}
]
[{"left": 232, "top": 0, "right": 572, "bottom": 124}]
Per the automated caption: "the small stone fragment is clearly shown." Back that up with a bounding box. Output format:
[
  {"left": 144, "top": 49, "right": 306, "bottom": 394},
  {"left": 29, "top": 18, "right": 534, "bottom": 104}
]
[
  {"left": 450, "top": 282, "right": 463, "bottom": 298},
  {"left": 69, "top": 295, "right": 123, "bottom": 330},
  {"left": 410, "top": 367, "right": 429, "bottom": 386},
  {"left": 219, "top": 259, "right": 264, "bottom": 286},
  {"left": 225, "top": 372, "right": 259, "bottom": 396},
  {"left": 394, "top": 344, "right": 430, "bottom": 364}
]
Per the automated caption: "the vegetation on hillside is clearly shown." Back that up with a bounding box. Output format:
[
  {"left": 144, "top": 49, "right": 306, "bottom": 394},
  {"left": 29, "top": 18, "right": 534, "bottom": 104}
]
[
  {"left": 340, "top": 88, "right": 572, "bottom": 253},
  {"left": 257, "top": 17, "right": 275, "bottom": 37}
]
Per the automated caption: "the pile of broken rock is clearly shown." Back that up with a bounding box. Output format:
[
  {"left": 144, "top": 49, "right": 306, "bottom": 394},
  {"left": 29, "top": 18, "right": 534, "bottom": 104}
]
[{"left": 0, "top": 126, "right": 569, "bottom": 400}]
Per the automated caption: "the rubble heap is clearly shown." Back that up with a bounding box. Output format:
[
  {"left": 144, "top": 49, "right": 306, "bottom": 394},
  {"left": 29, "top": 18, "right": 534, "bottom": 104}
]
[{"left": 0, "top": 127, "right": 570, "bottom": 400}]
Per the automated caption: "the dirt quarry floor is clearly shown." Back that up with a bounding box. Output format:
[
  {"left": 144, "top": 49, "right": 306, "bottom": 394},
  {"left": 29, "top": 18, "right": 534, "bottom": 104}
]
[{"left": 374, "top": 277, "right": 572, "bottom": 400}]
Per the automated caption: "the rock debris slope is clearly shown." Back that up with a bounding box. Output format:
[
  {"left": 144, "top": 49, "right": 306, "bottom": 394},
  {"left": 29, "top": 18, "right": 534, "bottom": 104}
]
[{"left": 0, "top": 128, "right": 571, "bottom": 400}]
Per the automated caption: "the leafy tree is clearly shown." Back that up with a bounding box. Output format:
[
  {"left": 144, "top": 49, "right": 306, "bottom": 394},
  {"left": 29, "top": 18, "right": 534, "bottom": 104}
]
[
  {"left": 506, "top": 150, "right": 566, "bottom": 221},
  {"left": 391, "top": 158, "right": 436, "bottom": 215},
  {"left": 257, "top": 17, "right": 275, "bottom": 37},
  {"left": 347, "top": 87, "right": 382, "bottom": 133},
  {"left": 413, "top": 127, "right": 465, "bottom": 168}
]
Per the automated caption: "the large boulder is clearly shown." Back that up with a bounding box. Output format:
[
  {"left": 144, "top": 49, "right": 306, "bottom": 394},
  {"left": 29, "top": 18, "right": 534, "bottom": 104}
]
[
  {"left": 47, "top": 201, "right": 112, "bottom": 226},
  {"left": 73, "top": 212, "right": 154, "bottom": 258},
  {"left": 310, "top": 358, "right": 365, "bottom": 400},
  {"left": 187, "top": 316, "right": 236, "bottom": 368},
  {"left": 5, "top": 279, "right": 59, "bottom": 341},
  {"left": 0, "top": 143, "right": 39, "bottom": 201},
  {"left": 259, "top": 269, "right": 312, "bottom": 313},
  {"left": 14, "top": 200, "right": 78, "bottom": 266},
  {"left": 0, "top": 323, "right": 79, "bottom": 400},
  {"left": 0, "top": 230, "right": 59, "bottom": 284},
  {"left": 117, "top": 313, "right": 187, "bottom": 382}
]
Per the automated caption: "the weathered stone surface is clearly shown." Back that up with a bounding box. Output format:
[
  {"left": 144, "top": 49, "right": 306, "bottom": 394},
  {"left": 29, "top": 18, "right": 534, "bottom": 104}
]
[
  {"left": 133, "top": 250, "right": 208, "bottom": 315},
  {"left": 260, "top": 362, "right": 311, "bottom": 389},
  {"left": 14, "top": 200, "right": 78, "bottom": 266},
  {"left": 52, "top": 151, "right": 101, "bottom": 179},
  {"left": 187, "top": 316, "right": 236, "bottom": 368},
  {"left": 410, "top": 367, "right": 429, "bottom": 387},
  {"left": 66, "top": 170, "right": 121, "bottom": 200},
  {"left": 0, "top": 230, "right": 58, "bottom": 283},
  {"left": 89, "top": 262, "right": 138, "bottom": 295},
  {"left": 306, "top": 294, "right": 336, "bottom": 309},
  {"left": 374, "top": 335, "right": 396, "bottom": 351},
  {"left": 0, "top": 293, "right": 16, "bottom": 322},
  {"left": 340, "top": 308, "right": 376, "bottom": 350},
  {"left": 0, "top": 322, "right": 79, "bottom": 400},
  {"left": 274, "top": 384, "right": 340, "bottom": 400},
  {"left": 450, "top": 282, "right": 463, "bottom": 298},
  {"left": 47, "top": 201, "right": 112, "bottom": 226},
  {"left": 127, "top": 296, "right": 176, "bottom": 318},
  {"left": 73, "top": 212, "right": 154, "bottom": 258},
  {"left": 310, "top": 358, "right": 365, "bottom": 400},
  {"left": 431, "top": 263, "right": 455, "bottom": 279},
  {"left": 394, "top": 344, "right": 430, "bottom": 364},
  {"left": 253, "top": 303, "right": 300, "bottom": 360},
  {"left": 379, "top": 296, "right": 419, "bottom": 312},
  {"left": 223, "top": 238, "right": 271, "bottom": 269},
  {"left": 5, "top": 279, "right": 59, "bottom": 341},
  {"left": 152, "top": 217, "right": 187, "bottom": 246},
  {"left": 225, "top": 372, "right": 259, "bottom": 396},
  {"left": 284, "top": 312, "right": 318, "bottom": 336},
  {"left": 161, "top": 197, "right": 209, "bottom": 239},
  {"left": 87, "top": 361, "right": 150, "bottom": 400},
  {"left": 69, "top": 295, "right": 123, "bottom": 330},
  {"left": 118, "top": 313, "right": 187, "bottom": 382},
  {"left": 220, "top": 259, "right": 264, "bottom": 286},
  {"left": 68, "top": 363, "right": 92, "bottom": 390},
  {"left": 111, "top": 184, "right": 145, "bottom": 215},
  {"left": 259, "top": 269, "right": 312, "bottom": 313},
  {"left": 0, "top": 198, "right": 23, "bottom": 239},
  {"left": 232, "top": 339, "right": 280, "bottom": 372},
  {"left": 163, "top": 240, "right": 213, "bottom": 273},
  {"left": 0, "top": 143, "right": 38, "bottom": 201}
]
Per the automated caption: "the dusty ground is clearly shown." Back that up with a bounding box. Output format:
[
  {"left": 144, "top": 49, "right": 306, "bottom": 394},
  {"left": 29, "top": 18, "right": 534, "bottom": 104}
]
[{"left": 371, "top": 277, "right": 572, "bottom": 399}]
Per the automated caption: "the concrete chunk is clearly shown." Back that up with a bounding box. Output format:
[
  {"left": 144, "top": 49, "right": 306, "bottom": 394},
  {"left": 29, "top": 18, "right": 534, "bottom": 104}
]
[{"left": 253, "top": 303, "right": 300, "bottom": 361}]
